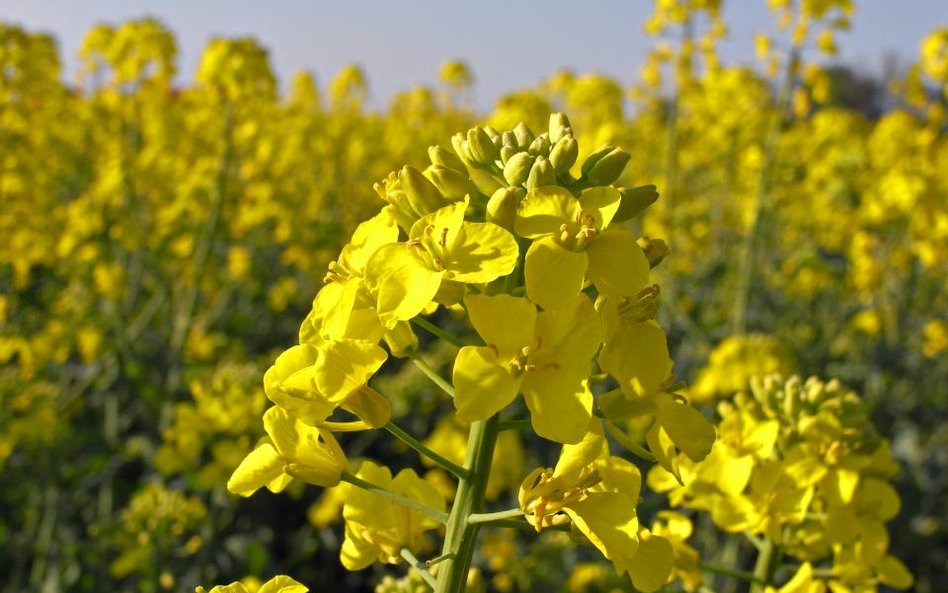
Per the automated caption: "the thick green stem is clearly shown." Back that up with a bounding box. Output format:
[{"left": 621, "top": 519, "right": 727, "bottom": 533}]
[{"left": 433, "top": 416, "right": 499, "bottom": 593}]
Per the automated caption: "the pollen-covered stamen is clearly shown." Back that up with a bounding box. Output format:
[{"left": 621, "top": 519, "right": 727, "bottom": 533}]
[
  {"left": 618, "top": 284, "right": 661, "bottom": 321},
  {"left": 505, "top": 345, "right": 534, "bottom": 375},
  {"left": 405, "top": 238, "right": 421, "bottom": 247},
  {"left": 439, "top": 227, "right": 449, "bottom": 248},
  {"left": 525, "top": 469, "right": 602, "bottom": 533},
  {"left": 324, "top": 261, "right": 347, "bottom": 283}
]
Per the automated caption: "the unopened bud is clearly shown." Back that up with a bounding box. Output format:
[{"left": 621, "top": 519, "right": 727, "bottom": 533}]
[
  {"left": 451, "top": 132, "right": 476, "bottom": 168},
  {"left": 425, "top": 165, "right": 478, "bottom": 200},
  {"left": 513, "top": 122, "right": 535, "bottom": 149},
  {"left": 527, "top": 134, "right": 551, "bottom": 157},
  {"left": 548, "top": 134, "right": 578, "bottom": 174},
  {"left": 613, "top": 184, "right": 660, "bottom": 222},
  {"left": 637, "top": 236, "right": 669, "bottom": 268},
  {"left": 486, "top": 187, "right": 521, "bottom": 230},
  {"left": 399, "top": 166, "right": 445, "bottom": 215},
  {"left": 428, "top": 145, "right": 467, "bottom": 173},
  {"left": 548, "top": 112, "right": 572, "bottom": 143},
  {"left": 502, "top": 131, "right": 518, "bottom": 149},
  {"left": 525, "top": 156, "right": 556, "bottom": 190},
  {"left": 580, "top": 145, "right": 615, "bottom": 176},
  {"left": 467, "top": 126, "right": 498, "bottom": 166},
  {"left": 468, "top": 168, "right": 505, "bottom": 196},
  {"left": 584, "top": 146, "right": 630, "bottom": 186},
  {"left": 503, "top": 152, "right": 535, "bottom": 187},
  {"left": 500, "top": 145, "right": 519, "bottom": 165}
]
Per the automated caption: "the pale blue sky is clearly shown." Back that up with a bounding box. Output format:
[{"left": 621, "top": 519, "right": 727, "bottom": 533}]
[{"left": 3, "top": 1, "right": 945, "bottom": 110}]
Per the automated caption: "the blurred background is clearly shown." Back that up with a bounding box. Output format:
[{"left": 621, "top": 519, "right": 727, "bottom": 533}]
[{"left": 0, "top": 1, "right": 945, "bottom": 592}]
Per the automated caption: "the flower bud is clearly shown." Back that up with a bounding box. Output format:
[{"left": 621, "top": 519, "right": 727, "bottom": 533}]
[
  {"left": 548, "top": 134, "right": 578, "bottom": 174},
  {"left": 583, "top": 146, "right": 631, "bottom": 186},
  {"left": 580, "top": 145, "right": 615, "bottom": 176},
  {"left": 548, "top": 112, "right": 572, "bottom": 143},
  {"left": 500, "top": 145, "right": 519, "bottom": 165},
  {"left": 467, "top": 126, "right": 498, "bottom": 166},
  {"left": 513, "top": 122, "right": 535, "bottom": 149},
  {"left": 637, "top": 236, "right": 669, "bottom": 269},
  {"left": 424, "top": 165, "right": 478, "bottom": 200},
  {"left": 486, "top": 187, "right": 521, "bottom": 230},
  {"left": 468, "top": 168, "right": 505, "bottom": 196},
  {"left": 399, "top": 166, "right": 445, "bottom": 216},
  {"left": 382, "top": 323, "right": 419, "bottom": 360},
  {"left": 525, "top": 156, "right": 556, "bottom": 190},
  {"left": 451, "top": 132, "right": 476, "bottom": 168},
  {"left": 502, "top": 130, "right": 518, "bottom": 149},
  {"left": 344, "top": 385, "right": 392, "bottom": 427},
  {"left": 613, "top": 184, "right": 660, "bottom": 222},
  {"left": 428, "top": 145, "right": 467, "bottom": 173},
  {"left": 527, "top": 134, "right": 551, "bottom": 157},
  {"left": 503, "top": 152, "right": 535, "bottom": 186}
]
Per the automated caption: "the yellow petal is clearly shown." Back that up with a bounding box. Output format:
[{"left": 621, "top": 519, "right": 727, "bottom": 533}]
[
  {"left": 585, "top": 227, "right": 650, "bottom": 297},
  {"left": 463, "top": 293, "right": 536, "bottom": 357},
  {"left": 514, "top": 186, "right": 579, "bottom": 238},
  {"left": 577, "top": 186, "right": 622, "bottom": 229},
  {"left": 525, "top": 236, "right": 587, "bottom": 311},
  {"left": 448, "top": 221, "right": 519, "bottom": 283},
  {"left": 257, "top": 575, "right": 309, "bottom": 593},
  {"left": 625, "top": 532, "right": 674, "bottom": 592},
  {"left": 227, "top": 442, "right": 286, "bottom": 497},
  {"left": 366, "top": 243, "right": 444, "bottom": 327},
  {"left": 314, "top": 339, "right": 387, "bottom": 403},
  {"left": 521, "top": 369, "right": 592, "bottom": 444},
  {"left": 533, "top": 293, "right": 600, "bottom": 364},
  {"left": 452, "top": 346, "right": 521, "bottom": 421},
  {"left": 654, "top": 393, "right": 716, "bottom": 462},
  {"left": 599, "top": 320, "right": 672, "bottom": 398},
  {"left": 877, "top": 555, "right": 913, "bottom": 590}
]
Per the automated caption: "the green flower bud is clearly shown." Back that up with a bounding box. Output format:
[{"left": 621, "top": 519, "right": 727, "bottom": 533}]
[
  {"left": 583, "top": 146, "right": 631, "bottom": 186},
  {"left": 486, "top": 187, "right": 521, "bottom": 230},
  {"left": 580, "top": 145, "right": 616, "bottom": 176},
  {"left": 467, "top": 126, "right": 498, "bottom": 166},
  {"left": 613, "top": 184, "right": 660, "bottom": 222},
  {"left": 525, "top": 156, "right": 556, "bottom": 190},
  {"left": 527, "top": 133, "right": 551, "bottom": 157},
  {"left": 428, "top": 145, "right": 467, "bottom": 173},
  {"left": 501, "top": 131, "right": 518, "bottom": 149},
  {"left": 500, "top": 145, "right": 519, "bottom": 165},
  {"left": 513, "top": 122, "right": 534, "bottom": 149},
  {"left": 548, "top": 112, "right": 572, "bottom": 143},
  {"left": 637, "top": 236, "right": 669, "bottom": 268},
  {"left": 424, "top": 165, "right": 479, "bottom": 200},
  {"left": 399, "top": 166, "right": 445, "bottom": 215},
  {"left": 468, "top": 167, "right": 505, "bottom": 196},
  {"left": 451, "top": 132, "right": 476, "bottom": 168},
  {"left": 548, "top": 134, "right": 578, "bottom": 174},
  {"left": 503, "top": 152, "right": 535, "bottom": 187}
]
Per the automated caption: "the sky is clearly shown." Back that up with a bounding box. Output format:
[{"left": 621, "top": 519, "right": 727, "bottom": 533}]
[{"left": 3, "top": 1, "right": 945, "bottom": 110}]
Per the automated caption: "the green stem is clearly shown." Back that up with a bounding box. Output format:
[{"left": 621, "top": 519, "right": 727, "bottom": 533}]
[
  {"left": 604, "top": 420, "right": 656, "bottom": 462},
  {"left": 750, "top": 537, "right": 779, "bottom": 593},
  {"left": 433, "top": 416, "right": 500, "bottom": 593},
  {"left": 385, "top": 422, "right": 469, "bottom": 479},
  {"left": 410, "top": 352, "right": 455, "bottom": 398},
  {"left": 497, "top": 419, "right": 533, "bottom": 432},
  {"left": 468, "top": 508, "right": 524, "bottom": 524},
  {"left": 412, "top": 316, "right": 468, "bottom": 348},
  {"left": 699, "top": 562, "right": 763, "bottom": 585},
  {"left": 340, "top": 472, "right": 449, "bottom": 524},
  {"left": 400, "top": 549, "right": 437, "bottom": 589}
]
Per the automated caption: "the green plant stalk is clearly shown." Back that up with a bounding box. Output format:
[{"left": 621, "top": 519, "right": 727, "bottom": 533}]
[
  {"left": 699, "top": 562, "right": 763, "bottom": 585},
  {"left": 340, "top": 472, "right": 449, "bottom": 524},
  {"left": 385, "top": 421, "right": 470, "bottom": 479},
  {"left": 433, "top": 415, "right": 500, "bottom": 593},
  {"left": 412, "top": 316, "right": 469, "bottom": 348},
  {"left": 729, "top": 47, "right": 800, "bottom": 336},
  {"left": 749, "top": 537, "right": 779, "bottom": 593},
  {"left": 409, "top": 352, "right": 456, "bottom": 398}
]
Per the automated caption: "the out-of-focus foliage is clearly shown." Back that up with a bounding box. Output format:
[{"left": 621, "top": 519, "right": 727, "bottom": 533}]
[{"left": 0, "top": 4, "right": 945, "bottom": 592}]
